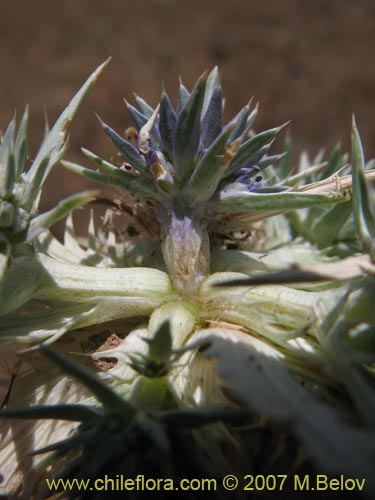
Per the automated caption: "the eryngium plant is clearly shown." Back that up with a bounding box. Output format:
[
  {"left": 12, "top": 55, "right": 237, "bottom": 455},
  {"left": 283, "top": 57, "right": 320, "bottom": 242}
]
[{"left": 1, "top": 62, "right": 374, "bottom": 499}]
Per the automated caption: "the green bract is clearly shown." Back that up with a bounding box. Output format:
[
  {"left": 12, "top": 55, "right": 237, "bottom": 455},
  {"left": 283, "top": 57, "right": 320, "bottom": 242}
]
[
  {"left": 0, "top": 64, "right": 374, "bottom": 499},
  {"left": 63, "top": 67, "right": 355, "bottom": 292}
]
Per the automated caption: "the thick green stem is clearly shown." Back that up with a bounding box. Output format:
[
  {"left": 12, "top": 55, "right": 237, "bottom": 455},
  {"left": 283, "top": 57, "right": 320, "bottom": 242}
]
[{"left": 160, "top": 205, "right": 210, "bottom": 293}]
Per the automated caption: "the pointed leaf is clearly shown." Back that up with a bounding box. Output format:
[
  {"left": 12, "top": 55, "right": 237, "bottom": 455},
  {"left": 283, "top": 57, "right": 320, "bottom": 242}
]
[
  {"left": 0, "top": 236, "right": 10, "bottom": 281},
  {"left": 97, "top": 116, "right": 148, "bottom": 173},
  {"left": 201, "top": 67, "right": 220, "bottom": 118},
  {"left": 146, "top": 320, "right": 172, "bottom": 363},
  {"left": 227, "top": 103, "right": 251, "bottom": 143},
  {"left": 0, "top": 114, "right": 16, "bottom": 148},
  {"left": 62, "top": 159, "right": 112, "bottom": 185},
  {"left": 185, "top": 124, "right": 235, "bottom": 203},
  {"left": 134, "top": 93, "right": 154, "bottom": 118},
  {"left": 258, "top": 153, "right": 287, "bottom": 176},
  {"left": 225, "top": 122, "right": 288, "bottom": 177},
  {"left": 159, "top": 91, "right": 176, "bottom": 159},
  {"left": 201, "top": 87, "right": 222, "bottom": 148},
  {"left": 25, "top": 59, "right": 110, "bottom": 205},
  {"left": 14, "top": 106, "right": 29, "bottom": 178},
  {"left": 173, "top": 73, "right": 207, "bottom": 182},
  {"left": 242, "top": 104, "right": 260, "bottom": 137},
  {"left": 0, "top": 117, "right": 16, "bottom": 198},
  {"left": 213, "top": 190, "right": 349, "bottom": 212},
  {"left": 176, "top": 80, "right": 190, "bottom": 114},
  {"left": 125, "top": 100, "right": 149, "bottom": 130},
  {"left": 36, "top": 254, "right": 172, "bottom": 301},
  {"left": 319, "top": 144, "right": 344, "bottom": 179},
  {"left": 311, "top": 201, "right": 353, "bottom": 248},
  {"left": 81, "top": 148, "right": 159, "bottom": 199},
  {"left": 283, "top": 160, "right": 327, "bottom": 186},
  {"left": 0, "top": 257, "right": 40, "bottom": 316},
  {"left": 201, "top": 67, "right": 223, "bottom": 147},
  {"left": 351, "top": 117, "right": 375, "bottom": 257}
]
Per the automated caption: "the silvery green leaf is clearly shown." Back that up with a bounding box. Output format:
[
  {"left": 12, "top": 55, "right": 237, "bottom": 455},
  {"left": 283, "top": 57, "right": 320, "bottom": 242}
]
[
  {"left": 61, "top": 159, "right": 112, "bottom": 186},
  {"left": 27, "top": 190, "right": 97, "bottom": 242},
  {"left": 319, "top": 143, "right": 343, "bottom": 179},
  {"left": 173, "top": 72, "right": 207, "bottom": 182},
  {"left": 0, "top": 257, "right": 41, "bottom": 316},
  {"left": 213, "top": 190, "right": 349, "bottom": 212},
  {"left": 42, "top": 346, "right": 135, "bottom": 418},
  {"left": 0, "top": 404, "right": 101, "bottom": 422},
  {"left": 0, "top": 113, "right": 16, "bottom": 146},
  {"left": 133, "top": 93, "right": 154, "bottom": 118},
  {"left": 201, "top": 67, "right": 219, "bottom": 117},
  {"left": 282, "top": 160, "right": 327, "bottom": 186},
  {"left": 201, "top": 88, "right": 222, "bottom": 148},
  {"left": 225, "top": 122, "right": 288, "bottom": 176},
  {"left": 227, "top": 103, "right": 251, "bottom": 143},
  {"left": 0, "top": 236, "right": 10, "bottom": 280},
  {"left": 258, "top": 152, "right": 287, "bottom": 174},
  {"left": 81, "top": 148, "right": 158, "bottom": 199},
  {"left": 14, "top": 106, "right": 29, "bottom": 179},
  {"left": 201, "top": 89, "right": 223, "bottom": 148},
  {"left": 124, "top": 99, "right": 149, "bottom": 130},
  {"left": 36, "top": 254, "right": 172, "bottom": 301},
  {"left": 24, "top": 59, "right": 111, "bottom": 208},
  {"left": 149, "top": 301, "right": 196, "bottom": 350},
  {"left": 96, "top": 116, "right": 147, "bottom": 173},
  {"left": 310, "top": 201, "right": 352, "bottom": 248},
  {"left": 184, "top": 124, "right": 234, "bottom": 203},
  {"left": 201, "top": 67, "right": 222, "bottom": 147},
  {"left": 0, "top": 118, "right": 16, "bottom": 198},
  {"left": 65, "top": 297, "right": 163, "bottom": 331},
  {"left": 351, "top": 117, "right": 375, "bottom": 257},
  {"left": 241, "top": 103, "right": 260, "bottom": 138},
  {"left": 159, "top": 91, "right": 176, "bottom": 160},
  {"left": 141, "top": 321, "right": 172, "bottom": 364},
  {"left": 176, "top": 80, "right": 190, "bottom": 115},
  {"left": 244, "top": 143, "right": 272, "bottom": 171}
]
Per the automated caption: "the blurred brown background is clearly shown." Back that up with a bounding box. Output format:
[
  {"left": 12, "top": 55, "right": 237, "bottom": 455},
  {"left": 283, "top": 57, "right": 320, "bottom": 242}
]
[{"left": 0, "top": 0, "right": 374, "bottom": 232}]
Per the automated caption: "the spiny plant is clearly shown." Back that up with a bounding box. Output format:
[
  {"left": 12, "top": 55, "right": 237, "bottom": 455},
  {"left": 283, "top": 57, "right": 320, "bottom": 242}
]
[{"left": 0, "top": 61, "right": 374, "bottom": 499}]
